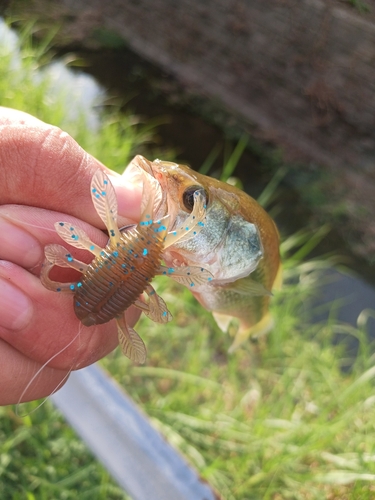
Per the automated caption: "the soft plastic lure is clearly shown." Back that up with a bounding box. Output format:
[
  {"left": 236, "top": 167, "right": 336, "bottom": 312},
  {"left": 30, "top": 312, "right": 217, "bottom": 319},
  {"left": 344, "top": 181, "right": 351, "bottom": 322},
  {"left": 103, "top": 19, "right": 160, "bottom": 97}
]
[{"left": 40, "top": 167, "right": 212, "bottom": 363}]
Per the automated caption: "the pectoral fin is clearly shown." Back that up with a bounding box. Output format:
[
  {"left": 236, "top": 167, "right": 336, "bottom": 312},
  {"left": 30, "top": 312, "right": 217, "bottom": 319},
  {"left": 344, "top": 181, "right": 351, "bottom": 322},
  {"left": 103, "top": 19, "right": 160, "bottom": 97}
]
[
  {"left": 217, "top": 277, "right": 272, "bottom": 297},
  {"left": 273, "top": 263, "right": 283, "bottom": 291}
]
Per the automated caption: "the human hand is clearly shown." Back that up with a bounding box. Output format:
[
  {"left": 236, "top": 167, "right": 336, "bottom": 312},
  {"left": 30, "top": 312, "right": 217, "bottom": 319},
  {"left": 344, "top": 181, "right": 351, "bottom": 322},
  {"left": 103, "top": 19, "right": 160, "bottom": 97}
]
[{"left": 0, "top": 107, "right": 142, "bottom": 405}]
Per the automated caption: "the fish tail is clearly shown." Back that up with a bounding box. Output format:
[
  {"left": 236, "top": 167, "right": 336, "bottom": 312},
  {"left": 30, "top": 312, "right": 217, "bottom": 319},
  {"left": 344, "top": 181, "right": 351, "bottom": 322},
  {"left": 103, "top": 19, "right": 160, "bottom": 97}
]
[{"left": 228, "top": 312, "right": 274, "bottom": 353}]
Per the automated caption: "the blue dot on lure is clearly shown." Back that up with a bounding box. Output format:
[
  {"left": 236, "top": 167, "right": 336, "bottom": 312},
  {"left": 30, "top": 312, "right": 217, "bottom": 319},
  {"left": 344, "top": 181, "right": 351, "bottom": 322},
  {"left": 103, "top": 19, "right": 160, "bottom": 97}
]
[{"left": 40, "top": 160, "right": 212, "bottom": 364}]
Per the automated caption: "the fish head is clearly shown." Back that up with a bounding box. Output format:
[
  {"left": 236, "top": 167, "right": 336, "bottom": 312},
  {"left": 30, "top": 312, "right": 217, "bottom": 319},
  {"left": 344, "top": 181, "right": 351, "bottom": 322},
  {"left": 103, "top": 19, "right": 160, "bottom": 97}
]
[
  {"left": 129, "top": 155, "right": 207, "bottom": 224},
  {"left": 130, "top": 155, "right": 265, "bottom": 283}
]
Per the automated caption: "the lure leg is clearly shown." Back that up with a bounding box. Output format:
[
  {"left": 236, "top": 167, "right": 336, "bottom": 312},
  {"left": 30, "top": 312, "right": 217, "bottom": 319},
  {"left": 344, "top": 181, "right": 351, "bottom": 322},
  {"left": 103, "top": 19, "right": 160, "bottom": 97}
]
[
  {"left": 157, "top": 264, "right": 213, "bottom": 288},
  {"left": 164, "top": 191, "right": 207, "bottom": 248},
  {"left": 40, "top": 261, "right": 77, "bottom": 293},
  {"left": 54, "top": 222, "right": 103, "bottom": 256},
  {"left": 44, "top": 244, "right": 89, "bottom": 273},
  {"left": 133, "top": 286, "right": 172, "bottom": 323},
  {"left": 41, "top": 244, "right": 88, "bottom": 293},
  {"left": 116, "top": 315, "right": 147, "bottom": 364},
  {"left": 132, "top": 156, "right": 163, "bottom": 221},
  {"left": 143, "top": 285, "right": 172, "bottom": 323},
  {"left": 90, "top": 170, "right": 122, "bottom": 244}
]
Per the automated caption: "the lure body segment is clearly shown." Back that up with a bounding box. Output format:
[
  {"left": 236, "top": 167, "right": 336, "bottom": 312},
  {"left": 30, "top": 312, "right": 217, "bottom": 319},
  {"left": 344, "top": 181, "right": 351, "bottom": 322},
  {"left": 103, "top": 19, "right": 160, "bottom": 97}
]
[
  {"left": 73, "top": 223, "right": 166, "bottom": 327},
  {"left": 41, "top": 167, "right": 212, "bottom": 363}
]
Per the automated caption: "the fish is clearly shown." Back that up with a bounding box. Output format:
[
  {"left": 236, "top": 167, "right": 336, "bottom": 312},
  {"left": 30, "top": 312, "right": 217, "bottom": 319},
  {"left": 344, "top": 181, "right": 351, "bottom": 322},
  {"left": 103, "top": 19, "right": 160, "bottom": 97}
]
[
  {"left": 40, "top": 167, "right": 213, "bottom": 364},
  {"left": 129, "top": 155, "right": 281, "bottom": 352}
]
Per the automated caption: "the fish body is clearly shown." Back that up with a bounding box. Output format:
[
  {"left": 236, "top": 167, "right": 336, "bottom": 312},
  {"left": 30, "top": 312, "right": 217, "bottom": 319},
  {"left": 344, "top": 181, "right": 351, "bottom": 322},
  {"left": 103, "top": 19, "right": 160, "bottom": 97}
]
[
  {"left": 133, "top": 156, "right": 281, "bottom": 350},
  {"left": 40, "top": 166, "right": 212, "bottom": 363}
]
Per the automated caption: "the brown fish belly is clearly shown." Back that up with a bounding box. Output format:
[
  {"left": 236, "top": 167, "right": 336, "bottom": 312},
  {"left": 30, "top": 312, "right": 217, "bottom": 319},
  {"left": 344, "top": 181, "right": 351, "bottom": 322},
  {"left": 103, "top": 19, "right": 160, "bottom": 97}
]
[{"left": 74, "top": 225, "right": 164, "bottom": 326}]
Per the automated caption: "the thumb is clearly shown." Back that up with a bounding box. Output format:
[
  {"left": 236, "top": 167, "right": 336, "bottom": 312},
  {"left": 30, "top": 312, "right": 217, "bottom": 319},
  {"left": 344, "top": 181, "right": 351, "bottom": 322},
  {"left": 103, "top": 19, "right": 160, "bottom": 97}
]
[{"left": 0, "top": 107, "right": 142, "bottom": 226}]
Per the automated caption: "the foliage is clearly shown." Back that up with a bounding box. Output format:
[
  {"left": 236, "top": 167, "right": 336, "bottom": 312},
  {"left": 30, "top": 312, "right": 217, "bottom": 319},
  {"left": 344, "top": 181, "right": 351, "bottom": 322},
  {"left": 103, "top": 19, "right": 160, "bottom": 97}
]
[
  {"left": 101, "top": 227, "right": 375, "bottom": 500},
  {"left": 0, "top": 404, "right": 130, "bottom": 500}
]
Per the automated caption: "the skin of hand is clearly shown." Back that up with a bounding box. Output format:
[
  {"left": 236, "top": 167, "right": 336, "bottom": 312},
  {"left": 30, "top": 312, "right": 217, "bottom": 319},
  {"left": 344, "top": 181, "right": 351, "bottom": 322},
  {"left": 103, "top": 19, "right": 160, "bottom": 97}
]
[{"left": 0, "top": 107, "right": 143, "bottom": 405}]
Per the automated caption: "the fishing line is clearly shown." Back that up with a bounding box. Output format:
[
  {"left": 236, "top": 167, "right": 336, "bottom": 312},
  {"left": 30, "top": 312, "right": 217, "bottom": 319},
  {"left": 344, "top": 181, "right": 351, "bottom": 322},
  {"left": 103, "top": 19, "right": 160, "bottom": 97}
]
[
  {"left": 16, "top": 322, "right": 84, "bottom": 417},
  {"left": 1, "top": 210, "right": 102, "bottom": 416},
  {"left": 1, "top": 212, "right": 76, "bottom": 233}
]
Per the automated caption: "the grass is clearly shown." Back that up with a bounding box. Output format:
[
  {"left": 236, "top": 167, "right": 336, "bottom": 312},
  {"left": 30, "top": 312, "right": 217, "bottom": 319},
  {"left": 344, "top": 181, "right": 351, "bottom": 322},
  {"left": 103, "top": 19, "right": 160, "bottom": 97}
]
[
  {"left": 1, "top": 19, "right": 375, "bottom": 500},
  {"left": 100, "top": 232, "right": 375, "bottom": 499},
  {"left": 0, "top": 404, "right": 129, "bottom": 500}
]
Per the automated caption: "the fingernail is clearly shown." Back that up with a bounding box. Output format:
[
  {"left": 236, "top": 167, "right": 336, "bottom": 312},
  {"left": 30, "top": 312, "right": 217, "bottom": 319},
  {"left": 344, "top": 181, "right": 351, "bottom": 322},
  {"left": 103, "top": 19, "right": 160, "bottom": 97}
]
[
  {"left": 0, "top": 278, "right": 33, "bottom": 330},
  {"left": 0, "top": 217, "right": 43, "bottom": 268}
]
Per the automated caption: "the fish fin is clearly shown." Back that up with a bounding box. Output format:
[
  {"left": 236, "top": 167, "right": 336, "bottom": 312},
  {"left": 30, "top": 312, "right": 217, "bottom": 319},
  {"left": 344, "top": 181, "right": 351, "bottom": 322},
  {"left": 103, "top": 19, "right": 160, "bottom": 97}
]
[
  {"left": 44, "top": 244, "right": 89, "bottom": 273},
  {"left": 91, "top": 170, "right": 121, "bottom": 244},
  {"left": 212, "top": 312, "right": 233, "bottom": 332},
  {"left": 217, "top": 277, "right": 272, "bottom": 297},
  {"left": 40, "top": 260, "right": 76, "bottom": 294},
  {"left": 55, "top": 222, "right": 102, "bottom": 256},
  {"left": 116, "top": 315, "right": 147, "bottom": 364},
  {"left": 228, "top": 312, "right": 274, "bottom": 353},
  {"left": 143, "top": 285, "right": 173, "bottom": 323},
  {"left": 157, "top": 264, "right": 213, "bottom": 288},
  {"left": 164, "top": 190, "right": 207, "bottom": 248}
]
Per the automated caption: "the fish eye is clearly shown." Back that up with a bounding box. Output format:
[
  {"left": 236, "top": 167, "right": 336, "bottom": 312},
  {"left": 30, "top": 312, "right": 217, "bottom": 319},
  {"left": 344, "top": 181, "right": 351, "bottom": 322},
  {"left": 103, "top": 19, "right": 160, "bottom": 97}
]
[{"left": 182, "top": 185, "right": 208, "bottom": 212}]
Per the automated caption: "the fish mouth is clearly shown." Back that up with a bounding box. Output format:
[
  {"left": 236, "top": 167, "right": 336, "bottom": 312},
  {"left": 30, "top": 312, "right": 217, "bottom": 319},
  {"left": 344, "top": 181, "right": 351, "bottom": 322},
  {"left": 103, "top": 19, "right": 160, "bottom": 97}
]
[
  {"left": 131, "top": 155, "right": 155, "bottom": 177},
  {"left": 133, "top": 155, "right": 179, "bottom": 180}
]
